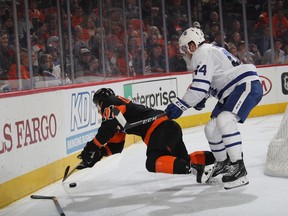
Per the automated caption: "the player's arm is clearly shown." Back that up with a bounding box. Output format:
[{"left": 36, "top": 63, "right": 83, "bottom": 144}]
[{"left": 78, "top": 106, "right": 121, "bottom": 168}]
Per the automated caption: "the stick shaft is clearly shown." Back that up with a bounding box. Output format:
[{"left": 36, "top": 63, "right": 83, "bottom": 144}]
[
  {"left": 31, "top": 195, "right": 65, "bottom": 216},
  {"left": 62, "top": 162, "right": 85, "bottom": 182},
  {"left": 113, "top": 107, "right": 166, "bottom": 129},
  {"left": 52, "top": 197, "right": 65, "bottom": 216}
]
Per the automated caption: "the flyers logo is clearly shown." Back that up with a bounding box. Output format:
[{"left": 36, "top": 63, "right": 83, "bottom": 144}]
[{"left": 102, "top": 105, "right": 114, "bottom": 121}]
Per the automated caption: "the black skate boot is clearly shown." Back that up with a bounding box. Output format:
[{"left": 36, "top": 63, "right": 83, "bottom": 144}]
[
  {"left": 211, "top": 157, "right": 231, "bottom": 177},
  {"left": 190, "top": 163, "right": 215, "bottom": 183},
  {"left": 222, "top": 159, "right": 249, "bottom": 189}
]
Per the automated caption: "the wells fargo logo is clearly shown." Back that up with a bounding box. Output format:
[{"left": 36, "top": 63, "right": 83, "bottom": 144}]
[{"left": 0, "top": 114, "right": 57, "bottom": 154}]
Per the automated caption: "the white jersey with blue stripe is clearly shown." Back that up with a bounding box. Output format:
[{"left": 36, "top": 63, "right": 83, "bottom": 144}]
[{"left": 182, "top": 43, "right": 260, "bottom": 106}]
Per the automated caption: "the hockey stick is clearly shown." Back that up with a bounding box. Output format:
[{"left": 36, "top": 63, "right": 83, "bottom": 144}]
[
  {"left": 62, "top": 162, "right": 86, "bottom": 182},
  {"left": 112, "top": 107, "right": 166, "bottom": 130},
  {"left": 62, "top": 165, "right": 70, "bottom": 181},
  {"left": 30, "top": 195, "right": 65, "bottom": 216}
]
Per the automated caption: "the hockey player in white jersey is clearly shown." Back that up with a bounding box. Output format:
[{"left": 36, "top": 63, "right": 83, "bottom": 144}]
[{"left": 165, "top": 27, "right": 263, "bottom": 189}]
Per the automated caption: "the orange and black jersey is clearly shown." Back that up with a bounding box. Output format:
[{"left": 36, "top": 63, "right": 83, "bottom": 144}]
[{"left": 94, "top": 95, "right": 167, "bottom": 155}]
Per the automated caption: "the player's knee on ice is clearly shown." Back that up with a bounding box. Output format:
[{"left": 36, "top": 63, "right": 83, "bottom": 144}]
[{"left": 146, "top": 153, "right": 190, "bottom": 174}]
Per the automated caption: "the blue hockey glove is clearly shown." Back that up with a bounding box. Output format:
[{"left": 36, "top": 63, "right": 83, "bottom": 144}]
[
  {"left": 165, "top": 97, "right": 190, "bottom": 119},
  {"left": 194, "top": 98, "right": 207, "bottom": 111}
]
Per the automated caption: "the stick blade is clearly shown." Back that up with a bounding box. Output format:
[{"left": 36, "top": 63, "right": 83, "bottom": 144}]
[
  {"left": 62, "top": 166, "right": 70, "bottom": 182},
  {"left": 30, "top": 194, "right": 54, "bottom": 199}
]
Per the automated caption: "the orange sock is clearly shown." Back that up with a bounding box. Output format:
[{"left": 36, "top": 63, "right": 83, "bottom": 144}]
[
  {"left": 190, "top": 151, "right": 206, "bottom": 165},
  {"left": 155, "top": 156, "right": 176, "bottom": 174}
]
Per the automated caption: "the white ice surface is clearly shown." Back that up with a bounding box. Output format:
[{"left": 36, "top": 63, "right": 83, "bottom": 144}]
[{"left": 1, "top": 114, "right": 288, "bottom": 216}]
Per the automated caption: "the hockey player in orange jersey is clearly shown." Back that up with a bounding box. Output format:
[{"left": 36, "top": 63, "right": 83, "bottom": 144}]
[{"left": 77, "top": 88, "right": 215, "bottom": 183}]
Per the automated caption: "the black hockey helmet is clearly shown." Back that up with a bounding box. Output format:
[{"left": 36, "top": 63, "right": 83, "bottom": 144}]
[{"left": 93, "top": 88, "right": 115, "bottom": 105}]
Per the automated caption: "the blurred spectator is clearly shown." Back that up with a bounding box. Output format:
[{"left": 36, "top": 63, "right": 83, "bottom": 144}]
[
  {"left": 110, "top": 20, "right": 125, "bottom": 44},
  {"left": 0, "top": 30, "right": 14, "bottom": 79},
  {"left": 167, "top": 35, "right": 179, "bottom": 58},
  {"left": 35, "top": 21, "right": 50, "bottom": 45},
  {"left": 273, "top": 0, "right": 288, "bottom": 17},
  {"left": 169, "top": 46, "right": 187, "bottom": 72},
  {"left": 133, "top": 49, "right": 151, "bottom": 75},
  {"left": 150, "top": 43, "right": 166, "bottom": 73},
  {"left": 147, "top": 25, "right": 164, "bottom": 46},
  {"left": 81, "top": 16, "right": 98, "bottom": 43},
  {"left": 1, "top": 15, "right": 14, "bottom": 45},
  {"left": 146, "top": 33, "right": 159, "bottom": 55},
  {"left": 206, "top": 21, "right": 219, "bottom": 42},
  {"left": 142, "top": 0, "right": 152, "bottom": 20},
  {"left": 46, "top": 14, "right": 59, "bottom": 37},
  {"left": 47, "top": 36, "right": 60, "bottom": 51},
  {"left": 229, "top": 45, "right": 240, "bottom": 59},
  {"left": 28, "top": 0, "right": 45, "bottom": 27},
  {"left": 7, "top": 51, "right": 30, "bottom": 90},
  {"left": 211, "top": 31, "right": 230, "bottom": 51},
  {"left": 237, "top": 41, "right": 262, "bottom": 65},
  {"left": 166, "top": 0, "right": 188, "bottom": 30},
  {"left": 73, "top": 25, "right": 89, "bottom": 58},
  {"left": 204, "top": 34, "right": 211, "bottom": 44},
  {"left": 227, "top": 19, "right": 243, "bottom": 42},
  {"left": 109, "top": 8, "right": 123, "bottom": 23},
  {"left": 253, "top": 9, "right": 269, "bottom": 35},
  {"left": 203, "top": 11, "right": 219, "bottom": 35},
  {"left": 228, "top": 31, "right": 242, "bottom": 48},
  {"left": 45, "top": 44, "right": 61, "bottom": 79},
  {"left": 104, "top": 34, "right": 126, "bottom": 76},
  {"left": 126, "top": 0, "right": 140, "bottom": 19},
  {"left": 74, "top": 47, "right": 93, "bottom": 78},
  {"left": 89, "top": 56, "right": 100, "bottom": 74},
  {"left": 254, "top": 26, "right": 272, "bottom": 56},
  {"left": 272, "top": 9, "right": 288, "bottom": 44},
  {"left": 72, "top": 5, "right": 84, "bottom": 28},
  {"left": 35, "top": 53, "right": 61, "bottom": 87},
  {"left": 262, "top": 38, "right": 285, "bottom": 64},
  {"left": 0, "top": 2, "right": 11, "bottom": 21},
  {"left": 149, "top": 6, "right": 163, "bottom": 33}
]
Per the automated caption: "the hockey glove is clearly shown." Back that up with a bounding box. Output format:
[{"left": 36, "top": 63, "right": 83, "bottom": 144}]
[
  {"left": 77, "top": 140, "right": 105, "bottom": 168},
  {"left": 165, "top": 97, "right": 190, "bottom": 119},
  {"left": 194, "top": 98, "right": 207, "bottom": 111}
]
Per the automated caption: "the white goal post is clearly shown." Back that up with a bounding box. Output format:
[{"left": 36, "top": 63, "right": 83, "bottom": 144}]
[{"left": 264, "top": 105, "right": 288, "bottom": 177}]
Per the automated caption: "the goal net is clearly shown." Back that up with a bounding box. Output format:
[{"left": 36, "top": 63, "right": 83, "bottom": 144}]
[{"left": 264, "top": 105, "right": 288, "bottom": 177}]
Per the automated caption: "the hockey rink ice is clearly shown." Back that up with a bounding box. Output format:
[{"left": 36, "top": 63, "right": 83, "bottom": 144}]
[{"left": 1, "top": 113, "right": 288, "bottom": 216}]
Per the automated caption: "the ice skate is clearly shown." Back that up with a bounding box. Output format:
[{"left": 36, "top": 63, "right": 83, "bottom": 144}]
[
  {"left": 222, "top": 159, "right": 249, "bottom": 189},
  {"left": 190, "top": 163, "right": 215, "bottom": 183},
  {"left": 211, "top": 157, "right": 231, "bottom": 177}
]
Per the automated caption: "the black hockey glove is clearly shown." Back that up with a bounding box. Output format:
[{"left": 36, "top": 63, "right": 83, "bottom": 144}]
[
  {"left": 77, "top": 140, "right": 105, "bottom": 168},
  {"left": 194, "top": 98, "right": 207, "bottom": 111}
]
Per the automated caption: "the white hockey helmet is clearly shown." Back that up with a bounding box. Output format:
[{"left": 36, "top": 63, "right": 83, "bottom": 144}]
[{"left": 179, "top": 27, "right": 205, "bottom": 54}]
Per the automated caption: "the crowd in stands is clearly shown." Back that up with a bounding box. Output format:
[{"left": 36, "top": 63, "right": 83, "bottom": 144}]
[{"left": 0, "top": 0, "right": 288, "bottom": 91}]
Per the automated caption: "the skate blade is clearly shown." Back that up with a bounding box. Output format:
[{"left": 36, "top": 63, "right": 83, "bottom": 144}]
[
  {"left": 206, "top": 177, "right": 222, "bottom": 185},
  {"left": 224, "top": 176, "right": 249, "bottom": 190},
  {"left": 201, "top": 164, "right": 215, "bottom": 183}
]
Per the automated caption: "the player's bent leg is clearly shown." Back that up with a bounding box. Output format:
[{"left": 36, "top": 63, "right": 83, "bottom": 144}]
[
  {"left": 205, "top": 119, "right": 227, "bottom": 161},
  {"left": 146, "top": 152, "right": 190, "bottom": 174},
  {"left": 216, "top": 111, "right": 243, "bottom": 162},
  {"left": 189, "top": 151, "right": 215, "bottom": 183}
]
